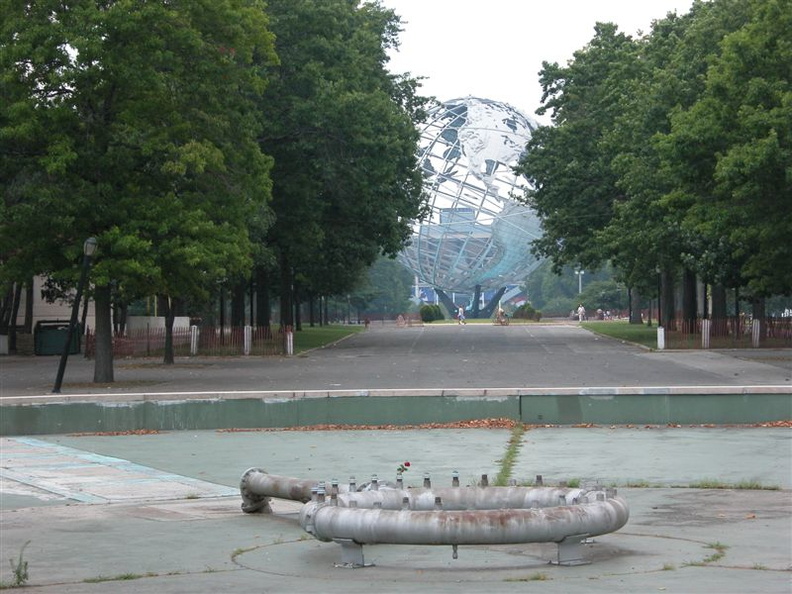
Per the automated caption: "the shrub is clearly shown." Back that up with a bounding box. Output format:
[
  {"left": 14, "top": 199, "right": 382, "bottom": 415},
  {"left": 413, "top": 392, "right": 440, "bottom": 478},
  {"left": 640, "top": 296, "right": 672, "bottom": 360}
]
[
  {"left": 419, "top": 304, "right": 445, "bottom": 322},
  {"left": 512, "top": 303, "right": 542, "bottom": 321}
]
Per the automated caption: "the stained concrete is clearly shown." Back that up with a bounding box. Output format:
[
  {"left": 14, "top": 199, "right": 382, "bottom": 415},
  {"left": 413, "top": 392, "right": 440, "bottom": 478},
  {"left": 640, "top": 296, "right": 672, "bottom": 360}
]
[{"left": 1, "top": 323, "right": 790, "bottom": 592}]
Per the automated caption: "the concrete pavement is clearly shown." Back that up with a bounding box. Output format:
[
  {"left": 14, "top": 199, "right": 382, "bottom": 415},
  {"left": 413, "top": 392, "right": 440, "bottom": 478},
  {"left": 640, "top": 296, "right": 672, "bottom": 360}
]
[
  {"left": 2, "top": 322, "right": 790, "bottom": 398},
  {"left": 1, "top": 323, "right": 790, "bottom": 592}
]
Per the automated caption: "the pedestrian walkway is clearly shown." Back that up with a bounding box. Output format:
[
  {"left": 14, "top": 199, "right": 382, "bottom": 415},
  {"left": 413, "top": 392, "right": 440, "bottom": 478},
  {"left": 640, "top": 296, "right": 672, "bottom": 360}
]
[
  {"left": 0, "top": 437, "right": 236, "bottom": 506},
  {"left": 1, "top": 425, "right": 790, "bottom": 592},
  {"left": 0, "top": 325, "right": 790, "bottom": 592}
]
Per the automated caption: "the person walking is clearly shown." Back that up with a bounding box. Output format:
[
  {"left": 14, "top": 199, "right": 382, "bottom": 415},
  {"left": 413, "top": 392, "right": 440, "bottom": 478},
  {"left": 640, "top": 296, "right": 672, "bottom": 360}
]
[
  {"left": 577, "top": 303, "right": 586, "bottom": 322},
  {"left": 457, "top": 305, "right": 466, "bottom": 325}
]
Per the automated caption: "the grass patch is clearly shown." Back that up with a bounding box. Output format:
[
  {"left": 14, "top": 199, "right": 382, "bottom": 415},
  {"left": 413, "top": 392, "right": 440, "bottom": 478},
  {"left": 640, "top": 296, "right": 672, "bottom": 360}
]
[
  {"left": 505, "top": 571, "right": 550, "bottom": 581},
  {"left": 685, "top": 542, "right": 729, "bottom": 566},
  {"left": 494, "top": 424, "right": 526, "bottom": 486},
  {"left": 581, "top": 320, "right": 657, "bottom": 349},
  {"left": 623, "top": 479, "right": 652, "bottom": 488},
  {"left": 1, "top": 541, "right": 30, "bottom": 589},
  {"left": 703, "top": 542, "right": 729, "bottom": 563},
  {"left": 231, "top": 546, "right": 258, "bottom": 561},
  {"left": 293, "top": 325, "right": 364, "bottom": 354},
  {"left": 688, "top": 479, "right": 779, "bottom": 490},
  {"left": 84, "top": 573, "right": 154, "bottom": 583}
]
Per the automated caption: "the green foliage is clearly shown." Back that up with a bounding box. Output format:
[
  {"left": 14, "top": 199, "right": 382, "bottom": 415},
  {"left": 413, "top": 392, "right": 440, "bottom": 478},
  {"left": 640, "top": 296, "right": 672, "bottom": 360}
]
[
  {"left": 419, "top": 304, "right": 443, "bottom": 323},
  {"left": 517, "top": 22, "right": 640, "bottom": 273},
  {"left": 582, "top": 320, "right": 657, "bottom": 349},
  {"left": 523, "top": 260, "right": 628, "bottom": 315},
  {"left": 347, "top": 256, "right": 415, "bottom": 317},
  {"left": 511, "top": 303, "right": 541, "bottom": 321},
  {"left": 294, "top": 325, "right": 364, "bottom": 354},
  {"left": 256, "top": 0, "right": 428, "bottom": 323},
  {"left": 657, "top": 0, "right": 792, "bottom": 296},
  {"left": 1, "top": 0, "right": 279, "bottom": 371},
  {"left": 517, "top": 0, "right": 790, "bottom": 307},
  {"left": 494, "top": 423, "right": 525, "bottom": 487},
  {"left": 6, "top": 541, "right": 30, "bottom": 588}
]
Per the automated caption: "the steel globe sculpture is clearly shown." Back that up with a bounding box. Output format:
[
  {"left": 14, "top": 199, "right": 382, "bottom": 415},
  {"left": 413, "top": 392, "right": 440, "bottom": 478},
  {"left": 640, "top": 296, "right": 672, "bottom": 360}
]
[{"left": 399, "top": 97, "right": 543, "bottom": 315}]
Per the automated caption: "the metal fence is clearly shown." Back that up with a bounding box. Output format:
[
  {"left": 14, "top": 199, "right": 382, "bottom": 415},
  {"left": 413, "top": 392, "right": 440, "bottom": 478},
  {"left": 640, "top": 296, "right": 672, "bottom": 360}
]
[{"left": 85, "top": 325, "right": 290, "bottom": 358}]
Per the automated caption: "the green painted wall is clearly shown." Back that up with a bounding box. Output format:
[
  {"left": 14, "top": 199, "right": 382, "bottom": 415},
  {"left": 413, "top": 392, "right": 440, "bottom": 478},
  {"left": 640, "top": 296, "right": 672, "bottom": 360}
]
[{"left": 1, "top": 393, "right": 789, "bottom": 436}]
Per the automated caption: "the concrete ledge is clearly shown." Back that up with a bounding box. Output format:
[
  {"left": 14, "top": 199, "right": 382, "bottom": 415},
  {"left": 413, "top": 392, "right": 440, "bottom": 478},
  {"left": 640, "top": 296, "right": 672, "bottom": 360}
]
[
  {"left": 1, "top": 386, "right": 789, "bottom": 436},
  {"left": 2, "top": 384, "right": 790, "bottom": 407}
]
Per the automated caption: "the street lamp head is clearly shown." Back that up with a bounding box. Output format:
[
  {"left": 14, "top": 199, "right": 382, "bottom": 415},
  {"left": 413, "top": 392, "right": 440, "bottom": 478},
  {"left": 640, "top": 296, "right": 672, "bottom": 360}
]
[{"left": 83, "top": 237, "right": 98, "bottom": 257}]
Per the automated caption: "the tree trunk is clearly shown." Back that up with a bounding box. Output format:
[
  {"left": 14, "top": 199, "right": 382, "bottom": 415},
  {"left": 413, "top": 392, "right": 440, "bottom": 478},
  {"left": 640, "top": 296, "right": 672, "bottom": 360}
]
[
  {"left": 294, "top": 282, "right": 302, "bottom": 331},
  {"left": 681, "top": 268, "right": 697, "bottom": 332},
  {"left": 231, "top": 280, "right": 246, "bottom": 327},
  {"left": 10, "top": 283, "right": 22, "bottom": 353},
  {"left": 254, "top": 266, "right": 271, "bottom": 327},
  {"left": 280, "top": 260, "right": 293, "bottom": 327},
  {"left": 24, "top": 281, "right": 34, "bottom": 333},
  {"left": 660, "top": 269, "right": 676, "bottom": 331},
  {"left": 752, "top": 296, "right": 766, "bottom": 340},
  {"left": 93, "top": 284, "right": 114, "bottom": 383},
  {"left": 628, "top": 288, "right": 642, "bottom": 324},
  {"left": 163, "top": 296, "right": 175, "bottom": 365},
  {"left": 81, "top": 288, "right": 91, "bottom": 339},
  {"left": 219, "top": 289, "right": 226, "bottom": 340},
  {"left": 0, "top": 284, "right": 12, "bottom": 331},
  {"left": 710, "top": 284, "right": 728, "bottom": 336}
]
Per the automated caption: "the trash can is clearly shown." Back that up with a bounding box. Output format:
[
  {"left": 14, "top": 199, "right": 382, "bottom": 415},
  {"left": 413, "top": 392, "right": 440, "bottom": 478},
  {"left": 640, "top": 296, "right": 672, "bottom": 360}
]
[{"left": 34, "top": 321, "right": 81, "bottom": 356}]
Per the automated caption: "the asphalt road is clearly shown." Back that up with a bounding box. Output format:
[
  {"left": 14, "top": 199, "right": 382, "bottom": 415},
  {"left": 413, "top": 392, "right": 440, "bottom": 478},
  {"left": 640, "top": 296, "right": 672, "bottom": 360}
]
[{"left": 1, "top": 322, "right": 790, "bottom": 398}]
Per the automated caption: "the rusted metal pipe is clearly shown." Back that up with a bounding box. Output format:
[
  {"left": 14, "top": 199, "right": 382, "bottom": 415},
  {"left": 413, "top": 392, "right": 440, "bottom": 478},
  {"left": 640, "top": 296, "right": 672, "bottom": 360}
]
[
  {"left": 335, "top": 486, "right": 589, "bottom": 511},
  {"left": 240, "top": 469, "right": 593, "bottom": 512},
  {"left": 299, "top": 495, "right": 629, "bottom": 546},
  {"left": 240, "top": 469, "right": 630, "bottom": 566},
  {"left": 240, "top": 468, "right": 332, "bottom": 512}
]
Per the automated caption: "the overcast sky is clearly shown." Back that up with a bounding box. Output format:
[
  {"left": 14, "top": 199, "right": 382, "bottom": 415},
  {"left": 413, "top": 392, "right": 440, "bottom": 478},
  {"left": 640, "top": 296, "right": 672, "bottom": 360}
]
[{"left": 381, "top": 0, "right": 695, "bottom": 124}]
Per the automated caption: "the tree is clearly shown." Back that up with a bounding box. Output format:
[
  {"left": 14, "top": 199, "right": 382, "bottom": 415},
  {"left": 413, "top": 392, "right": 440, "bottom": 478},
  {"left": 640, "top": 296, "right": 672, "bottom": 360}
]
[
  {"left": 255, "top": 0, "right": 428, "bottom": 328},
  {"left": 351, "top": 256, "right": 415, "bottom": 317},
  {"left": 516, "top": 23, "right": 641, "bottom": 274},
  {"left": 658, "top": 0, "right": 792, "bottom": 298},
  {"left": 516, "top": 0, "right": 786, "bottom": 328},
  {"left": 1, "top": 1, "right": 278, "bottom": 377}
]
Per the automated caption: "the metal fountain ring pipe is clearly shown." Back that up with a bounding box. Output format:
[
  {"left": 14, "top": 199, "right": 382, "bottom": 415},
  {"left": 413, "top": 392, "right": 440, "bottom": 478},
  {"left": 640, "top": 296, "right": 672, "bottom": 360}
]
[
  {"left": 299, "top": 496, "right": 629, "bottom": 545},
  {"left": 240, "top": 468, "right": 364, "bottom": 512},
  {"left": 240, "top": 468, "right": 322, "bottom": 512},
  {"left": 239, "top": 468, "right": 590, "bottom": 512},
  {"left": 335, "top": 486, "right": 588, "bottom": 510}
]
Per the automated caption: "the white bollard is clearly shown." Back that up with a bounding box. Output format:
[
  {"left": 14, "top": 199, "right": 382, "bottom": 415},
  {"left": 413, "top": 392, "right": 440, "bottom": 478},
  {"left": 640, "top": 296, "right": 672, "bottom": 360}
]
[
  {"left": 701, "top": 319, "right": 711, "bottom": 349},
  {"left": 190, "top": 325, "right": 199, "bottom": 356},
  {"left": 243, "top": 325, "right": 252, "bottom": 355},
  {"left": 656, "top": 326, "right": 665, "bottom": 350}
]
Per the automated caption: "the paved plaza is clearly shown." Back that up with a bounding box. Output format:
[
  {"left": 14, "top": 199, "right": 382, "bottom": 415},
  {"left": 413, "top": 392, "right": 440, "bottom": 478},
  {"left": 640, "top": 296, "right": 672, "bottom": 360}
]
[{"left": 0, "top": 322, "right": 790, "bottom": 592}]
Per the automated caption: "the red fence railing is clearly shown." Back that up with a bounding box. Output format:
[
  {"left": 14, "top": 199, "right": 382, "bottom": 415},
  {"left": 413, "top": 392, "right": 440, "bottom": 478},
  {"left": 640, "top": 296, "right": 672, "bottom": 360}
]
[
  {"left": 663, "top": 316, "right": 791, "bottom": 349},
  {"left": 85, "top": 325, "right": 289, "bottom": 358}
]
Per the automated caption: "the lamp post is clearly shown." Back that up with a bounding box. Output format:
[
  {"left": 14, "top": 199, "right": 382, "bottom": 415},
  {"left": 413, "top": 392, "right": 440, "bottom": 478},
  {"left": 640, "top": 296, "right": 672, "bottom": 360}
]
[
  {"left": 575, "top": 269, "right": 585, "bottom": 294},
  {"left": 53, "top": 237, "right": 97, "bottom": 393}
]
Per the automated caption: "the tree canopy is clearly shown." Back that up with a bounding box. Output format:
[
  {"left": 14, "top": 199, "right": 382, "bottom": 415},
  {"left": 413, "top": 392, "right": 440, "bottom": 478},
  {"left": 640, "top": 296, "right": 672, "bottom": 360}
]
[
  {"left": 1, "top": 0, "right": 278, "bottom": 374},
  {"left": 517, "top": 0, "right": 790, "bottom": 314},
  {"left": 256, "top": 0, "right": 428, "bottom": 325},
  {"left": 1, "top": 0, "right": 429, "bottom": 376}
]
